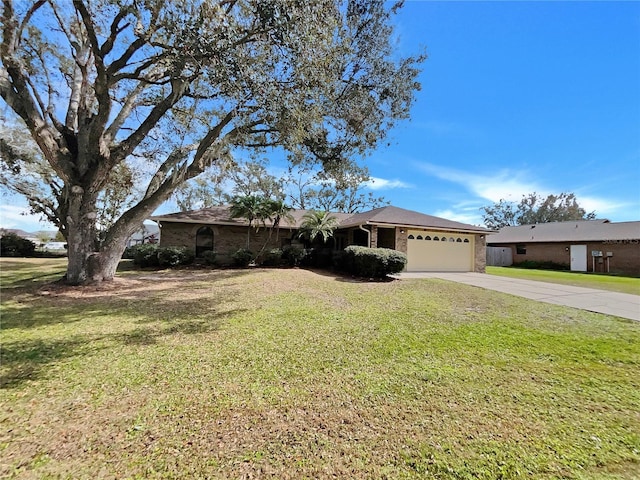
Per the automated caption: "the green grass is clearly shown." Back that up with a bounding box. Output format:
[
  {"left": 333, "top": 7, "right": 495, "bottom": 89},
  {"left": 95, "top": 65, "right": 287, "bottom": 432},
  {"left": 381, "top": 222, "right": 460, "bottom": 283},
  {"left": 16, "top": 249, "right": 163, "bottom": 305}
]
[
  {"left": 487, "top": 266, "right": 640, "bottom": 295},
  {"left": 1, "top": 259, "right": 639, "bottom": 479},
  {"left": 0, "top": 257, "right": 68, "bottom": 288}
]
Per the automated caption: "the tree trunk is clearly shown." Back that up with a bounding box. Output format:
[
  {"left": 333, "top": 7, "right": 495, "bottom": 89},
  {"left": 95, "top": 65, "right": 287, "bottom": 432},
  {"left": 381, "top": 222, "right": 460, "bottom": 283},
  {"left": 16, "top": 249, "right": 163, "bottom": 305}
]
[{"left": 64, "top": 185, "right": 129, "bottom": 284}]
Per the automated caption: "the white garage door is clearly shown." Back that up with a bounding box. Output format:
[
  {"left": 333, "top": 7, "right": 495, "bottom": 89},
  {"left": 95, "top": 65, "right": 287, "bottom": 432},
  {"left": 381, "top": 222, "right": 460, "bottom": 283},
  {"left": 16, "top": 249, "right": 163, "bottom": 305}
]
[{"left": 406, "top": 231, "right": 474, "bottom": 272}]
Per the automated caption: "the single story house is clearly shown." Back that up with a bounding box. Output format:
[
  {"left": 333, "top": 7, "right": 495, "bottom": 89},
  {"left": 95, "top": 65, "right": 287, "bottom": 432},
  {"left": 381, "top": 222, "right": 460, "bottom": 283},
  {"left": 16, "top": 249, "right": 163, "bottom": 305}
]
[
  {"left": 150, "top": 205, "right": 492, "bottom": 272},
  {"left": 126, "top": 223, "right": 160, "bottom": 247},
  {"left": 487, "top": 220, "right": 640, "bottom": 276}
]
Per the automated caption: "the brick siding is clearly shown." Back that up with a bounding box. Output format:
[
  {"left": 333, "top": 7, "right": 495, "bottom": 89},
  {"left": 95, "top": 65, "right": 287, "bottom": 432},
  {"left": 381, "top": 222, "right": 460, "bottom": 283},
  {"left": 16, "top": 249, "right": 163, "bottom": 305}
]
[
  {"left": 492, "top": 241, "right": 640, "bottom": 276},
  {"left": 159, "top": 222, "right": 297, "bottom": 264}
]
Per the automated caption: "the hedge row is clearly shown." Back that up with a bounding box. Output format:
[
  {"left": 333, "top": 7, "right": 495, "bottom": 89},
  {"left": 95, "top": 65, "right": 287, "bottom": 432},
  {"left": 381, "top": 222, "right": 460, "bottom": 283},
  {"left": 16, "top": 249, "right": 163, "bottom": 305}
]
[
  {"left": 337, "top": 246, "right": 407, "bottom": 278},
  {"left": 122, "top": 243, "right": 407, "bottom": 278},
  {"left": 124, "top": 244, "right": 194, "bottom": 267}
]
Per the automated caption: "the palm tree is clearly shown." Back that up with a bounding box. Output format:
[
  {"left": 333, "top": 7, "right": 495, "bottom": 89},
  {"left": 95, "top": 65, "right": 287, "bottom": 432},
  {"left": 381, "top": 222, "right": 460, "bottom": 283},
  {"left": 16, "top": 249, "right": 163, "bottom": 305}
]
[
  {"left": 229, "top": 195, "right": 267, "bottom": 249},
  {"left": 265, "top": 199, "right": 295, "bottom": 243},
  {"left": 298, "top": 210, "right": 338, "bottom": 244},
  {"left": 252, "top": 199, "right": 295, "bottom": 259}
]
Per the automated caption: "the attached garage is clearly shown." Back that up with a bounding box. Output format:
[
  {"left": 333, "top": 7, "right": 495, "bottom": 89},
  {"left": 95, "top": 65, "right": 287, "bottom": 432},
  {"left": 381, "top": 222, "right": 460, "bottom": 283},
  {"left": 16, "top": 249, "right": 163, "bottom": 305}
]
[
  {"left": 338, "top": 206, "right": 491, "bottom": 273},
  {"left": 406, "top": 231, "right": 475, "bottom": 272}
]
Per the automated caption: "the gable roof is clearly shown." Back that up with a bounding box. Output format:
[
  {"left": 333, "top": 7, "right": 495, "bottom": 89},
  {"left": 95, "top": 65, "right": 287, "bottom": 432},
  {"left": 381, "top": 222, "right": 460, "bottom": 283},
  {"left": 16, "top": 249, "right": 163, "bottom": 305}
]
[
  {"left": 337, "top": 205, "right": 491, "bottom": 233},
  {"left": 150, "top": 205, "right": 491, "bottom": 234},
  {"left": 150, "top": 206, "right": 353, "bottom": 229},
  {"left": 487, "top": 220, "right": 640, "bottom": 243}
]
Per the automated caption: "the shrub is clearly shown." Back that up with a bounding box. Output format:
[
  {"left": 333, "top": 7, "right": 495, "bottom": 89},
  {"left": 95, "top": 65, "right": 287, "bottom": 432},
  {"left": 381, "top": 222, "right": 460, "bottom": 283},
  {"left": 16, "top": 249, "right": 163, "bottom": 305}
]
[
  {"left": 341, "top": 246, "right": 407, "bottom": 278},
  {"left": 302, "top": 247, "right": 334, "bottom": 268},
  {"left": 201, "top": 250, "right": 217, "bottom": 266},
  {"left": 261, "top": 248, "right": 283, "bottom": 267},
  {"left": 281, "top": 245, "right": 306, "bottom": 267},
  {"left": 513, "top": 260, "right": 569, "bottom": 271},
  {"left": 0, "top": 233, "right": 36, "bottom": 257},
  {"left": 332, "top": 250, "right": 347, "bottom": 270},
  {"left": 232, "top": 248, "right": 254, "bottom": 267},
  {"left": 130, "top": 244, "right": 159, "bottom": 267},
  {"left": 157, "top": 246, "right": 195, "bottom": 267},
  {"left": 122, "top": 245, "right": 137, "bottom": 259}
]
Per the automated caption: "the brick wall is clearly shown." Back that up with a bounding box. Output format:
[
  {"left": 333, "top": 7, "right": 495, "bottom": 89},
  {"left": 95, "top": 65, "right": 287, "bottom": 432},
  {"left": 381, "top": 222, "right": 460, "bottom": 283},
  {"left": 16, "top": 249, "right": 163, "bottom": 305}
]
[
  {"left": 474, "top": 234, "right": 487, "bottom": 273},
  {"left": 370, "top": 225, "right": 378, "bottom": 248},
  {"left": 493, "top": 241, "right": 640, "bottom": 276},
  {"left": 159, "top": 222, "right": 296, "bottom": 264},
  {"left": 395, "top": 227, "right": 407, "bottom": 254}
]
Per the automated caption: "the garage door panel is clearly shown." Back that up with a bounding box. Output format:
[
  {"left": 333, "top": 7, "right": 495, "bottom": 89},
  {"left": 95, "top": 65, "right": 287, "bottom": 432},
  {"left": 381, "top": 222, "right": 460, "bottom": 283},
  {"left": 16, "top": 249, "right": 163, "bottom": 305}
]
[{"left": 406, "top": 231, "right": 473, "bottom": 272}]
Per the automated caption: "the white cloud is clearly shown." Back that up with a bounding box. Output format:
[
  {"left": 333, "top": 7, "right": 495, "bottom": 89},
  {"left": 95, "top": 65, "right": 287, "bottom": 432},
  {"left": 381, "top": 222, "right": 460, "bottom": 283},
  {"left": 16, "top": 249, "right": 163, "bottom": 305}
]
[
  {"left": 432, "top": 208, "right": 484, "bottom": 226},
  {"left": 0, "top": 203, "right": 55, "bottom": 232},
  {"left": 365, "top": 177, "right": 413, "bottom": 190},
  {"left": 577, "top": 195, "right": 633, "bottom": 219},
  {"left": 414, "top": 161, "right": 636, "bottom": 221},
  {"left": 414, "top": 162, "right": 544, "bottom": 203}
]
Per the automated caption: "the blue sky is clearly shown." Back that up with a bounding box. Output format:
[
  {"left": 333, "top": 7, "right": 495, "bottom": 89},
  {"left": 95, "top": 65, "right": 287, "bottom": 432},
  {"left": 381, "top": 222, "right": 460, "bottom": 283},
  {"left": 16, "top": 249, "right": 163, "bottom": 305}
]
[
  {"left": 366, "top": 0, "right": 640, "bottom": 225},
  {"left": 1, "top": 0, "right": 639, "bottom": 232}
]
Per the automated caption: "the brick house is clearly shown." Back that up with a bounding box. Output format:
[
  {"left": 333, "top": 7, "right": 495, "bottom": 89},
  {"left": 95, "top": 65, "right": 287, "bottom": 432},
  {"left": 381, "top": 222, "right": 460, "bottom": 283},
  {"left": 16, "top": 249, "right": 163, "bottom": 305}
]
[
  {"left": 487, "top": 220, "right": 640, "bottom": 276},
  {"left": 150, "top": 205, "right": 492, "bottom": 272}
]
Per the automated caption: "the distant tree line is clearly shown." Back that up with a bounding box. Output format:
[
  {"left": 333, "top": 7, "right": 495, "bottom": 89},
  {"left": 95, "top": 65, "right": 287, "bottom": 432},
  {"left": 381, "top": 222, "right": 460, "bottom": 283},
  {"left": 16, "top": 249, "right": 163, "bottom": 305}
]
[{"left": 481, "top": 192, "right": 596, "bottom": 230}]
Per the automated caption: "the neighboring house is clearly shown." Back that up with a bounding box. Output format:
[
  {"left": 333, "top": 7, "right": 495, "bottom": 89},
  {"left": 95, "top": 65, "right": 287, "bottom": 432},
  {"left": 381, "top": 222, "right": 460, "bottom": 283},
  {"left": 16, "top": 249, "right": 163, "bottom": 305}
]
[
  {"left": 150, "top": 205, "right": 492, "bottom": 272},
  {"left": 487, "top": 220, "right": 640, "bottom": 276},
  {"left": 126, "top": 223, "right": 160, "bottom": 247},
  {"left": 42, "top": 241, "right": 67, "bottom": 251}
]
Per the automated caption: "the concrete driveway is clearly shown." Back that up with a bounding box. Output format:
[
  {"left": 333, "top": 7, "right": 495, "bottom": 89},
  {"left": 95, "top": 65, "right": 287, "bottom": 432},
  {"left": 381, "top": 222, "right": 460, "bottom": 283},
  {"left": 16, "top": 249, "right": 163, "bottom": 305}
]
[{"left": 394, "top": 272, "right": 640, "bottom": 322}]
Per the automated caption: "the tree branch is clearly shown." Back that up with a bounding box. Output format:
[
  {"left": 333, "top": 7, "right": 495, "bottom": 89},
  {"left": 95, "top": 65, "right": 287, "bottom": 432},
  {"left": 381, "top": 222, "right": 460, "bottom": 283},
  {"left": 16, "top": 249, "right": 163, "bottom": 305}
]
[
  {"left": 106, "top": 37, "right": 147, "bottom": 77},
  {"left": 100, "top": 6, "right": 131, "bottom": 58},
  {"left": 0, "top": 64, "right": 73, "bottom": 181},
  {"left": 16, "top": 0, "right": 46, "bottom": 51},
  {"left": 73, "top": 0, "right": 111, "bottom": 133},
  {"left": 112, "top": 77, "right": 190, "bottom": 162},
  {"left": 104, "top": 81, "right": 146, "bottom": 142}
]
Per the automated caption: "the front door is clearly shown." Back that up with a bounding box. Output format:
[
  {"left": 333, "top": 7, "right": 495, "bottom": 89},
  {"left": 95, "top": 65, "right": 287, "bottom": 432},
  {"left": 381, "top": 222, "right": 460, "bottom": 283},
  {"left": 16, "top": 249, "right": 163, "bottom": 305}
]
[{"left": 570, "top": 245, "right": 587, "bottom": 271}]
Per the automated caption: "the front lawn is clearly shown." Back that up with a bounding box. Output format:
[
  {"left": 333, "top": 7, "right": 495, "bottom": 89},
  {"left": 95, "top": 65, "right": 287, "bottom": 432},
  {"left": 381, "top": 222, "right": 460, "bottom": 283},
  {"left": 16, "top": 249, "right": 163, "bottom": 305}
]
[
  {"left": 487, "top": 266, "right": 640, "bottom": 295},
  {"left": 1, "top": 258, "right": 639, "bottom": 479}
]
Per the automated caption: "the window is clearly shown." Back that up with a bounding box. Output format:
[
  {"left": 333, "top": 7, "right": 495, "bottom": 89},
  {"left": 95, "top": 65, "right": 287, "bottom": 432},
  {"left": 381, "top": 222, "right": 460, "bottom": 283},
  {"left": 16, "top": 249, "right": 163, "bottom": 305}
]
[
  {"left": 441, "top": 237, "right": 447, "bottom": 242},
  {"left": 456, "top": 238, "right": 462, "bottom": 243},
  {"left": 449, "top": 237, "right": 455, "bottom": 242},
  {"left": 196, "top": 227, "right": 214, "bottom": 257},
  {"left": 463, "top": 239, "right": 470, "bottom": 243},
  {"left": 408, "top": 234, "right": 415, "bottom": 239},
  {"left": 433, "top": 236, "right": 439, "bottom": 241},
  {"left": 425, "top": 236, "right": 431, "bottom": 240},
  {"left": 516, "top": 244, "right": 527, "bottom": 255},
  {"left": 416, "top": 235, "right": 423, "bottom": 240}
]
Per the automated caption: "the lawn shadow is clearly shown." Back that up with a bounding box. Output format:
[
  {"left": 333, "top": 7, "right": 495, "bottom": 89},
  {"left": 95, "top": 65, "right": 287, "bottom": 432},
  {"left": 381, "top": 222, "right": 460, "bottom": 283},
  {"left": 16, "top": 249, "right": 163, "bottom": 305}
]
[
  {"left": 1, "top": 306, "right": 241, "bottom": 388},
  {"left": 1, "top": 268, "right": 253, "bottom": 387},
  {"left": 1, "top": 269, "right": 252, "bottom": 331},
  {"left": 0, "top": 335, "right": 105, "bottom": 388},
  {"left": 303, "top": 267, "right": 398, "bottom": 284}
]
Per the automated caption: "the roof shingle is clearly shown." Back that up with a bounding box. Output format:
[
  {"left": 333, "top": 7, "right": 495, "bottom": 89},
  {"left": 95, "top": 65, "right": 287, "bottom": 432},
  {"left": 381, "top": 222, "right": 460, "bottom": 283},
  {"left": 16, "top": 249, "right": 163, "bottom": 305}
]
[
  {"left": 150, "top": 205, "right": 491, "bottom": 233},
  {"left": 487, "top": 220, "right": 640, "bottom": 243}
]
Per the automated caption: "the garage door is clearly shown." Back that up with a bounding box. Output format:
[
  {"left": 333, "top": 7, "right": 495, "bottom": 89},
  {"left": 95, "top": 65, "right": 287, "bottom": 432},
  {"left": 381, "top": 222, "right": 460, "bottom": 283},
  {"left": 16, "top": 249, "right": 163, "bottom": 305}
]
[{"left": 406, "top": 231, "right": 474, "bottom": 272}]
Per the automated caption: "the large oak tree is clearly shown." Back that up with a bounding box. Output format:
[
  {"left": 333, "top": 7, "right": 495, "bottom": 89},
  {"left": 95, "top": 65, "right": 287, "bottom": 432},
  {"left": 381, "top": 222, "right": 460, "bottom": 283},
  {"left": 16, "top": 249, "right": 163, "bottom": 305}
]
[{"left": 1, "top": 0, "right": 423, "bottom": 284}]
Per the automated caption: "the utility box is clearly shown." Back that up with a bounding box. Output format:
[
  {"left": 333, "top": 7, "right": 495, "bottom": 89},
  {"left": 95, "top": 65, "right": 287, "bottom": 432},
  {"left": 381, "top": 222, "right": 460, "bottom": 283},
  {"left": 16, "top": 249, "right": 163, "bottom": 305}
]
[{"left": 606, "top": 252, "right": 613, "bottom": 257}]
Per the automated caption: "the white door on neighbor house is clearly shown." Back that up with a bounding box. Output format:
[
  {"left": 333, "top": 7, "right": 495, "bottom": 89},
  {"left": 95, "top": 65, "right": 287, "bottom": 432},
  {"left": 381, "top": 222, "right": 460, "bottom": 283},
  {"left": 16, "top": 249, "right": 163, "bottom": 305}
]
[{"left": 570, "top": 245, "right": 587, "bottom": 272}]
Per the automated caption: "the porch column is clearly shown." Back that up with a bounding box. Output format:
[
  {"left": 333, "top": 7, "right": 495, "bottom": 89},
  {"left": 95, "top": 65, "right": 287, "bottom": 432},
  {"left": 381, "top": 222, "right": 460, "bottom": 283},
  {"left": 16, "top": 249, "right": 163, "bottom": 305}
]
[
  {"left": 395, "top": 227, "right": 407, "bottom": 254},
  {"left": 370, "top": 225, "right": 378, "bottom": 248}
]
